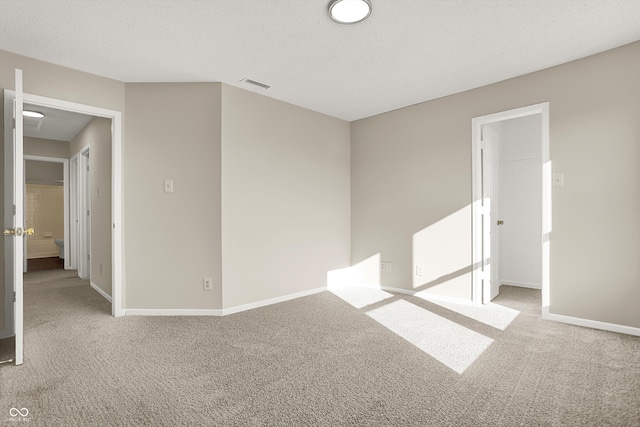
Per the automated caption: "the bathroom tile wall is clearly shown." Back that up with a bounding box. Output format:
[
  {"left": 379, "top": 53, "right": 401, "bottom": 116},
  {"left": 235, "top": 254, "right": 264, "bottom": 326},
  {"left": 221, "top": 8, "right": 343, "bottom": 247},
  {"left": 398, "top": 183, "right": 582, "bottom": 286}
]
[{"left": 25, "top": 184, "right": 64, "bottom": 258}]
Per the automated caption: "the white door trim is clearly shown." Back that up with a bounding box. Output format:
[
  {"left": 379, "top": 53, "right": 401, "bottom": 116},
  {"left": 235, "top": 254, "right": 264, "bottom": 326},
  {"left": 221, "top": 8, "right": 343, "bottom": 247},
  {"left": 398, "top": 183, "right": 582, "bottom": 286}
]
[
  {"left": 69, "top": 156, "right": 78, "bottom": 269},
  {"left": 6, "top": 91, "right": 125, "bottom": 317},
  {"left": 23, "top": 155, "right": 70, "bottom": 269},
  {"left": 2, "top": 78, "right": 24, "bottom": 348},
  {"left": 471, "top": 103, "right": 550, "bottom": 312},
  {"left": 75, "top": 146, "right": 91, "bottom": 279}
]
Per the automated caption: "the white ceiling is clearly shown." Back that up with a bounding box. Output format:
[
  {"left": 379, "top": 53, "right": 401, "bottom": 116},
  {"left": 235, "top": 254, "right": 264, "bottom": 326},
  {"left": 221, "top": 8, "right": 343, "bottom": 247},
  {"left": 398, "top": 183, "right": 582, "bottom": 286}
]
[
  {"left": 23, "top": 103, "right": 93, "bottom": 142},
  {"left": 2, "top": 1, "right": 640, "bottom": 121}
]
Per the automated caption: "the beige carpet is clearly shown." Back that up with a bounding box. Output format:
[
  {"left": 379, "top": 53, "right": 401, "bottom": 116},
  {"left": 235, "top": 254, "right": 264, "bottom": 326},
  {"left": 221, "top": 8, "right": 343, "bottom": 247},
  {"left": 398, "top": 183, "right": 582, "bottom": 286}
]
[{"left": 0, "top": 270, "right": 638, "bottom": 426}]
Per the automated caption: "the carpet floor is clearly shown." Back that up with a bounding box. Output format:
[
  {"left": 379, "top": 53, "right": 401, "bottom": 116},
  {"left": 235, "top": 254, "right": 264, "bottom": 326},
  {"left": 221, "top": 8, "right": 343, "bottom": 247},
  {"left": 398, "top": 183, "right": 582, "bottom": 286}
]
[{"left": 0, "top": 270, "right": 638, "bottom": 426}]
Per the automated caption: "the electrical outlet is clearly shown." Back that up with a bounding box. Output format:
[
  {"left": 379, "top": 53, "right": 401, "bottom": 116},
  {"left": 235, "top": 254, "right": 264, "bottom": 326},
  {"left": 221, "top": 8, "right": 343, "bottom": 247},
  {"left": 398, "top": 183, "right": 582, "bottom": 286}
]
[
  {"left": 203, "top": 278, "right": 213, "bottom": 291},
  {"left": 416, "top": 264, "right": 424, "bottom": 276}
]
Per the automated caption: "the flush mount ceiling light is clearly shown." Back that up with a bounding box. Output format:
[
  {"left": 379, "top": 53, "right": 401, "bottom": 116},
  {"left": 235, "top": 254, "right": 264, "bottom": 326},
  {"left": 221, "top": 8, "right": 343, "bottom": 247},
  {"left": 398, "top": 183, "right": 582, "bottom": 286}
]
[
  {"left": 23, "top": 110, "right": 45, "bottom": 118},
  {"left": 329, "top": 0, "right": 372, "bottom": 24}
]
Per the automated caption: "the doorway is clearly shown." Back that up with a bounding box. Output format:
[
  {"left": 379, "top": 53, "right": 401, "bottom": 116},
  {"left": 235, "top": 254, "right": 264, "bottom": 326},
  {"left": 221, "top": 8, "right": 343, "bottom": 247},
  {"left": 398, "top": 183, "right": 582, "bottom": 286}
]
[
  {"left": 471, "top": 103, "right": 551, "bottom": 311},
  {"left": 23, "top": 155, "right": 70, "bottom": 272},
  {"left": 3, "top": 85, "right": 124, "bottom": 366},
  {"left": 13, "top": 93, "right": 123, "bottom": 318}
]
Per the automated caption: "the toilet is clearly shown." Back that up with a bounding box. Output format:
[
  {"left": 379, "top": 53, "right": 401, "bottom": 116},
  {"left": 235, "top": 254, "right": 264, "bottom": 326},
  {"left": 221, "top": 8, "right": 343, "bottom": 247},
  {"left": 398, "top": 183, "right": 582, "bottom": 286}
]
[{"left": 54, "top": 239, "right": 64, "bottom": 259}]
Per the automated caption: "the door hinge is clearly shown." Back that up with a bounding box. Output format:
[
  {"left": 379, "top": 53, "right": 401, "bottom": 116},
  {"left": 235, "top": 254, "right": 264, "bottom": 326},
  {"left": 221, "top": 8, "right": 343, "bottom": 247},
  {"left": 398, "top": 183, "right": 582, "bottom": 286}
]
[
  {"left": 13, "top": 204, "right": 16, "bottom": 216},
  {"left": 87, "top": 254, "right": 90, "bottom": 261},
  {"left": 87, "top": 210, "right": 90, "bottom": 216},
  {"left": 13, "top": 291, "right": 16, "bottom": 302}
]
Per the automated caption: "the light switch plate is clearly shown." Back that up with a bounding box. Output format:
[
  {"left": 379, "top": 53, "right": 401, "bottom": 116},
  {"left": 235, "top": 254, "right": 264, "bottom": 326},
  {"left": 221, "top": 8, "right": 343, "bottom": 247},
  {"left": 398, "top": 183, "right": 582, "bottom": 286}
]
[{"left": 164, "top": 179, "right": 174, "bottom": 193}]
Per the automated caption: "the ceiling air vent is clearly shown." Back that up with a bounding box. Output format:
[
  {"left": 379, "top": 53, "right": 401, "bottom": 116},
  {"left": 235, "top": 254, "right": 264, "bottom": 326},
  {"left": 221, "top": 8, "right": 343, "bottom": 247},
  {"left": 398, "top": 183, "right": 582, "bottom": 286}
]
[{"left": 241, "top": 78, "right": 271, "bottom": 90}]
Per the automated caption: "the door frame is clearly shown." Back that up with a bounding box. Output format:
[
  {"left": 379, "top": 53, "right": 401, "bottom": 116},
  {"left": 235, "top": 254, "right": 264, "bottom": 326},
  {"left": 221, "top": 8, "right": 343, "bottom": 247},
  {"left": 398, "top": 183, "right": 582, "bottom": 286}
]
[
  {"left": 23, "top": 155, "right": 70, "bottom": 269},
  {"left": 1, "top": 77, "right": 23, "bottom": 344},
  {"left": 4, "top": 90, "right": 124, "bottom": 317},
  {"left": 72, "top": 146, "right": 91, "bottom": 279},
  {"left": 471, "top": 102, "right": 550, "bottom": 311},
  {"left": 69, "top": 155, "right": 78, "bottom": 270}
]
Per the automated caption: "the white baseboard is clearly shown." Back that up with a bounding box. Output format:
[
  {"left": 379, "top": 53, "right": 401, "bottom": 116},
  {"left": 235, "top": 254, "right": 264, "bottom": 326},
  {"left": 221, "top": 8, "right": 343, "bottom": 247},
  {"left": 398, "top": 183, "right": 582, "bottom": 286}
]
[
  {"left": 329, "top": 281, "right": 473, "bottom": 307},
  {"left": 124, "top": 287, "right": 326, "bottom": 317},
  {"left": 90, "top": 282, "right": 112, "bottom": 303},
  {"left": 125, "top": 308, "right": 223, "bottom": 316},
  {"left": 500, "top": 280, "right": 541, "bottom": 290},
  {"left": 222, "top": 287, "right": 326, "bottom": 316},
  {"left": 543, "top": 307, "right": 640, "bottom": 336},
  {"left": 381, "top": 285, "right": 473, "bottom": 306}
]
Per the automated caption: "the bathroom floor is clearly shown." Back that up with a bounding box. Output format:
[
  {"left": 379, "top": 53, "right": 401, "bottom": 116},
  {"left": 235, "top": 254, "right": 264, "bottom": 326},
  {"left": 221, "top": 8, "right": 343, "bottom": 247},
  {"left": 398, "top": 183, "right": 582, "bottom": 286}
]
[{"left": 27, "top": 257, "right": 64, "bottom": 272}]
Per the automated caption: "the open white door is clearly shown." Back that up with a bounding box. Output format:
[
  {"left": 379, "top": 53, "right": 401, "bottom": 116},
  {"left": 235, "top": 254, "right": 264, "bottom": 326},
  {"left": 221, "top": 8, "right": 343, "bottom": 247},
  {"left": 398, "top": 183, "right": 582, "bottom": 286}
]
[
  {"left": 3, "top": 69, "right": 25, "bottom": 365},
  {"left": 480, "top": 125, "right": 494, "bottom": 304},
  {"left": 482, "top": 123, "right": 501, "bottom": 303}
]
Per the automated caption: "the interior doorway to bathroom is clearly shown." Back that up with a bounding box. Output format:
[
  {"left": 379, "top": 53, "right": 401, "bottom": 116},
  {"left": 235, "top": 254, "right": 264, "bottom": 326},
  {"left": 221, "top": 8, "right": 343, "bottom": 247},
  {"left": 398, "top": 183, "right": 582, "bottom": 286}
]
[{"left": 23, "top": 154, "right": 70, "bottom": 273}]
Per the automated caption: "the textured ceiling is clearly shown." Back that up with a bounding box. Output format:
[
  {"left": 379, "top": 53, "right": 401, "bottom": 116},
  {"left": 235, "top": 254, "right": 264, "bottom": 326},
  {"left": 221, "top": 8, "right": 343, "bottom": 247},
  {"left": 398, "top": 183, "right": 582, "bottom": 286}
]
[
  {"left": 2, "top": 0, "right": 640, "bottom": 121},
  {"left": 23, "top": 103, "right": 93, "bottom": 142}
]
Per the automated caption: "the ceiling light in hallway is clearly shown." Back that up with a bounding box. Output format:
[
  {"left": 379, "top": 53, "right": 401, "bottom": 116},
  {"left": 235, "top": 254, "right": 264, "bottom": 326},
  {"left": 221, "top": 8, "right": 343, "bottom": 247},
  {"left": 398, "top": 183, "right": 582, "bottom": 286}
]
[
  {"left": 23, "top": 110, "right": 45, "bottom": 118},
  {"left": 329, "top": 0, "right": 372, "bottom": 24}
]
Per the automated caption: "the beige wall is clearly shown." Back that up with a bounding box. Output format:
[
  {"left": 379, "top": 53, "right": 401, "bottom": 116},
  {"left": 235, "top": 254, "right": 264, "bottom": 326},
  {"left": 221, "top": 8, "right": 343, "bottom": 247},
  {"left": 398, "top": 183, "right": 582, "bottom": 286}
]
[
  {"left": 71, "top": 117, "right": 112, "bottom": 297},
  {"left": 1, "top": 50, "right": 124, "bottom": 332},
  {"left": 25, "top": 160, "right": 63, "bottom": 185},
  {"left": 221, "top": 84, "right": 351, "bottom": 309},
  {"left": 3, "top": 41, "right": 639, "bottom": 331},
  {"left": 124, "top": 83, "right": 222, "bottom": 309},
  {"left": 24, "top": 136, "right": 70, "bottom": 159},
  {"left": 351, "top": 41, "right": 640, "bottom": 328}
]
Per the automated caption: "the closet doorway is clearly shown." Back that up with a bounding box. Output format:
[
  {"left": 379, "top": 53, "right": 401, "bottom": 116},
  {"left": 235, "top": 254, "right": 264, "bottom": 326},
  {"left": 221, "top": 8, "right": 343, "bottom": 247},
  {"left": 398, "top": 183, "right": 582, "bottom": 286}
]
[{"left": 471, "top": 103, "right": 551, "bottom": 311}]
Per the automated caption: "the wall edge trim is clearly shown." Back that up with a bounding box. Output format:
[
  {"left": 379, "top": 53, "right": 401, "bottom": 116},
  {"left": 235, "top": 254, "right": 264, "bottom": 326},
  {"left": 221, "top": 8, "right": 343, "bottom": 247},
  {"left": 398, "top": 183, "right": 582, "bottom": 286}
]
[
  {"left": 125, "top": 309, "right": 223, "bottom": 316},
  {"left": 90, "top": 282, "right": 112, "bottom": 303},
  {"left": 380, "top": 286, "right": 474, "bottom": 306},
  {"left": 499, "top": 280, "right": 541, "bottom": 290},
  {"left": 123, "top": 287, "right": 327, "bottom": 317},
  {"left": 222, "top": 287, "right": 326, "bottom": 316},
  {"left": 542, "top": 307, "right": 640, "bottom": 336}
]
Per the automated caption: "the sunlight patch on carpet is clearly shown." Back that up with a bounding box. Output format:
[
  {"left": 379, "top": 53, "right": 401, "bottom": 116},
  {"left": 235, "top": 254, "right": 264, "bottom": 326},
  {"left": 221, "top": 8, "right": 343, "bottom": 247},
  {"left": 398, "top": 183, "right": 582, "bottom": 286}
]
[
  {"left": 329, "top": 286, "right": 394, "bottom": 309},
  {"left": 367, "top": 300, "right": 493, "bottom": 373},
  {"left": 421, "top": 297, "right": 521, "bottom": 330}
]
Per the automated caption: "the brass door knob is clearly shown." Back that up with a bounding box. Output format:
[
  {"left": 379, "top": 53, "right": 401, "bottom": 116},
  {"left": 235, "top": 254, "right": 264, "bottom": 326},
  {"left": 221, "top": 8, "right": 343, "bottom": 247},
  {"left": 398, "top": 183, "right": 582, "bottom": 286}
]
[
  {"left": 497, "top": 220, "right": 504, "bottom": 226},
  {"left": 3, "top": 227, "right": 34, "bottom": 236}
]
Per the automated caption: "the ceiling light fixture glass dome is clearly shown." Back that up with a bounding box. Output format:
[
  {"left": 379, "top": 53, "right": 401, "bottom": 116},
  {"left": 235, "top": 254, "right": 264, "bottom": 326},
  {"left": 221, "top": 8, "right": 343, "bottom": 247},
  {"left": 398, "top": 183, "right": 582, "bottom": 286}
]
[
  {"left": 329, "top": 0, "right": 372, "bottom": 24},
  {"left": 23, "top": 110, "right": 45, "bottom": 118}
]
